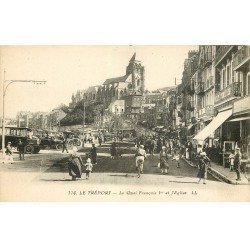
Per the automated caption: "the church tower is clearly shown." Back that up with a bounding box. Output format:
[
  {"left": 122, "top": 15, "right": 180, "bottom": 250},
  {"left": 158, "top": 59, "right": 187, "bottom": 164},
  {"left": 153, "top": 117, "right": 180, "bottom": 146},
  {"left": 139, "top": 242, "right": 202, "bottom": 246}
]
[{"left": 126, "top": 53, "right": 145, "bottom": 94}]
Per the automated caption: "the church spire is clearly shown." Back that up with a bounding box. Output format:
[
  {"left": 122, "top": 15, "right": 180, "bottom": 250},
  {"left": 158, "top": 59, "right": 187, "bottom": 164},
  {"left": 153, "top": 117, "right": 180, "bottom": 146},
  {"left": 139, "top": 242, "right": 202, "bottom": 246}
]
[{"left": 129, "top": 52, "right": 136, "bottom": 62}]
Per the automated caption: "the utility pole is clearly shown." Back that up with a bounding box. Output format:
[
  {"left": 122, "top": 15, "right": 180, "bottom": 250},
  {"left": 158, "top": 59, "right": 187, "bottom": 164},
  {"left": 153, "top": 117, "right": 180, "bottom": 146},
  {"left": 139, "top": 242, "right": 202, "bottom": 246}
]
[
  {"left": 1, "top": 70, "right": 46, "bottom": 160},
  {"left": 82, "top": 99, "right": 85, "bottom": 148}
]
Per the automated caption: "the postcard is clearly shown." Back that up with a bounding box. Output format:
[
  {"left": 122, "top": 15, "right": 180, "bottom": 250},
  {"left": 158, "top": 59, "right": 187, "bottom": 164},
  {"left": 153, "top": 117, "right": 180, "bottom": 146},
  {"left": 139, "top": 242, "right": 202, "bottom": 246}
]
[{"left": 0, "top": 45, "right": 249, "bottom": 201}]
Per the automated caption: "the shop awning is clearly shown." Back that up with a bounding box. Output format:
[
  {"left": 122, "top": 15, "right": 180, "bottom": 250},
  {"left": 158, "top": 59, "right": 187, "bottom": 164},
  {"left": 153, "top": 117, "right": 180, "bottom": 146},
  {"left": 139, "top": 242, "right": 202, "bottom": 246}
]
[
  {"left": 193, "top": 109, "right": 232, "bottom": 142},
  {"left": 227, "top": 116, "right": 250, "bottom": 122}
]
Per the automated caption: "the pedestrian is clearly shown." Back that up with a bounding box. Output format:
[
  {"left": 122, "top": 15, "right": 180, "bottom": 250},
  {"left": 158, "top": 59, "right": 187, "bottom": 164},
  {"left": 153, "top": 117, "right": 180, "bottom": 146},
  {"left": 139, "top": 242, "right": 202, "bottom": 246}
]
[
  {"left": 5, "top": 142, "right": 14, "bottom": 164},
  {"left": 85, "top": 158, "right": 93, "bottom": 179},
  {"left": 197, "top": 152, "right": 210, "bottom": 184},
  {"left": 62, "top": 138, "right": 69, "bottom": 153},
  {"left": 90, "top": 143, "right": 97, "bottom": 164},
  {"left": 159, "top": 146, "right": 169, "bottom": 174},
  {"left": 228, "top": 150, "right": 235, "bottom": 172},
  {"left": 135, "top": 145, "right": 147, "bottom": 176},
  {"left": 68, "top": 147, "right": 84, "bottom": 181},
  {"left": 98, "top": 136, "right": 102, "bottom": 146},
  {"left": 110, "top": 142, "right": 117, "bottom": 159},
  {"left": 157, "top": 138, "right": 162, "bottom": 153},
  {"left": 234, "top": 147, "right": 242, "bottom": 181},
  {"left": 172, "top": 148, "right": 180, "bottom": 168},
  {"left": 17, "top": 139, "right": 25, "bottom": 160},
  {"left": 150, "top": 138, "right": 156, "bottom": 155}
]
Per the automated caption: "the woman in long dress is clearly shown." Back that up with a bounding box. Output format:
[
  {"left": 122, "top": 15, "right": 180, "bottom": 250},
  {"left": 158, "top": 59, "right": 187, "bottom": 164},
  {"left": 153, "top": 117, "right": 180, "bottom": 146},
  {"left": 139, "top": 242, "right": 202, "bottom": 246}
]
[
  {"left": 68, "top": 147, "right": 84, "bottom": 181},
  {"left": 159, "top": 146, "right": 169, "bottom": 174},
  {"left": 197, "top": 152, "right": 210, "bottom": 184},
  {"left": 110, "top": 142, "right": 117, "bottom": 159},
  {"left": 5, "top": 142, "right": 14, "bottom": 164}
]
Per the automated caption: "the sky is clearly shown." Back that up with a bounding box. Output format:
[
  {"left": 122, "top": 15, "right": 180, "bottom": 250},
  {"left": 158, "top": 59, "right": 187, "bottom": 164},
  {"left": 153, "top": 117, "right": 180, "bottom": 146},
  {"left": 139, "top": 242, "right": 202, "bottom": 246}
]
[{"left": 0, "top": 45, "right": 198, "bottom": 118}]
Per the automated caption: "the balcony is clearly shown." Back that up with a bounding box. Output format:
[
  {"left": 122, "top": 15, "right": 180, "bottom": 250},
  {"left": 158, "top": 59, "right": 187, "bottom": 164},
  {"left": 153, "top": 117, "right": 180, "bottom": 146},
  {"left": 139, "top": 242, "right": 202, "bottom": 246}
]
[
  {"left": 233, "top": 46, "right": 250, "bottom": 71},
  {"left": 214, "top": 82, "right": 242, "bottom": 106},
  {"left": 204, "top": 76, "right": 215, "bottom": 92},
  {"left": 195, "top": 82, "right": 205, "bottom": 95},
  {"left": 215, "top": 46, "right": 235, "bottom": 66},
  {"left": 205, "top": 105, "right": 214, "bottom": 117},
  {"left": 198, "top": 105, "right": 214, "bottom": 120},
  {"left": 200, "top": 51, "right": 213, "bottom": 69}
]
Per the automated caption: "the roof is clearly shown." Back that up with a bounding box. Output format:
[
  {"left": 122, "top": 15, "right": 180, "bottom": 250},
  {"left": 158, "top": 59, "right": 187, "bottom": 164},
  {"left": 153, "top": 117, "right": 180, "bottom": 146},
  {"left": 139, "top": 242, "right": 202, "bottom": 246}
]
[
  {"left": 103, "top": 75, "right": 129, "bottom": 85},
  {"left": 129, "top": 53, "right": 136, "bottom": 62},
  {"left": 157, "top": 86, "right": 176, "bottom": 92},
  {"left": 108, "top": 100, "right": 125, "bottom": 109},
  {"left": 85, "top": 85, "right": 100, "bottom": 93}
]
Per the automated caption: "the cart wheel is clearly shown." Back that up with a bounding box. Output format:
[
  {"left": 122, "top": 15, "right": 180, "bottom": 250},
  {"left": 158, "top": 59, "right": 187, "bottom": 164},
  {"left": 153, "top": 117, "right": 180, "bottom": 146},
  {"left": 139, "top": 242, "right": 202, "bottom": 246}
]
[{"left": 25, "top": 145, "right": 34, "bottom": 154}]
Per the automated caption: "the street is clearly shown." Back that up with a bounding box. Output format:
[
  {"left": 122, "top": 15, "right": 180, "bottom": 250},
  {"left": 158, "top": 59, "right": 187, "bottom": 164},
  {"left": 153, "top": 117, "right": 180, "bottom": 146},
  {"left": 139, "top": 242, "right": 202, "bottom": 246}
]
[
  {"left": 1, "top": 141, "right": 217, "bottom": 185},
  {"left": 1, "top": 141, "right": 249, "bottom": 202}
]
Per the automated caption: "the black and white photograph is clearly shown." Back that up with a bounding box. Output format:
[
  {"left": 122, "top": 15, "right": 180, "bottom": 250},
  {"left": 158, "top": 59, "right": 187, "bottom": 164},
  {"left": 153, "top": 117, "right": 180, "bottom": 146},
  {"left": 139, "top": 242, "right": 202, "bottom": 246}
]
[{"left": 0, "top": 45, "right": 249, "bottom": 201}]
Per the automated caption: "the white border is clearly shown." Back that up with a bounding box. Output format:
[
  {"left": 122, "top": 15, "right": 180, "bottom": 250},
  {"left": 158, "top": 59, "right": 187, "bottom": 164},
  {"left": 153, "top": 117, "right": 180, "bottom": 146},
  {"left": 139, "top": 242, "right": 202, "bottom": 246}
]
[{"left": 1, "top": 1, "right": 250, "bottom": 250}]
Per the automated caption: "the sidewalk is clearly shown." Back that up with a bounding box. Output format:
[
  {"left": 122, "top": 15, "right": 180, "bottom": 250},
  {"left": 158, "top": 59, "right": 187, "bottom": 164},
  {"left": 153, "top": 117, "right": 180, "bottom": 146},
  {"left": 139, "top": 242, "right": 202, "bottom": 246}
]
[{"left": 182, "top": 158, "right": 249, "bottom": 185}]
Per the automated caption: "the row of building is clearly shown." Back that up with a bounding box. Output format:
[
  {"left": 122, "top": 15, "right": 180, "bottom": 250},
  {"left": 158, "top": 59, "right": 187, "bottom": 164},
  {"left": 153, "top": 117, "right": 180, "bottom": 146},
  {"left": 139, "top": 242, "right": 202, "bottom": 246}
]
[
  {"left": 69, "top": 46, "right": 249, "bottom": 160},
  {"left": 15, "top": 106, "right": 68, "bottom": 131}
]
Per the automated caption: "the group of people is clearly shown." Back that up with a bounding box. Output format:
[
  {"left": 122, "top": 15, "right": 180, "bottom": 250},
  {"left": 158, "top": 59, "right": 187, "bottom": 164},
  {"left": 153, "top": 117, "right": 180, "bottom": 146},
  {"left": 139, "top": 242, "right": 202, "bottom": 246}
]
[
  {"left": 2, "top": 139, "right": 25, "bottom": 164},
  {"left": 133, "top": 134, "right": 213, "bottom": 183},
  {"left": 134, "top": 141, "right": 182, "bottom": 178},
  {"left": 68, "top": 147, "right": 94, "bottom": 181}
]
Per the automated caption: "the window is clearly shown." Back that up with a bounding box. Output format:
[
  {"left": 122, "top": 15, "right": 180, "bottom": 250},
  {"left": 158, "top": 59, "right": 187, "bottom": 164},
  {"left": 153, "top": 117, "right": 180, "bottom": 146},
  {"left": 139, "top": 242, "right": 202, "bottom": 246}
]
[
  {"left": 248, "top": 74, "right": 250, "bottom": 95},
  {"left": 137, "top": 79, "right": 140, "bottom": 86},
  {"left": 222, "top": 69, "right": 226, "bottom": 89},
  {"left": 226, "top": 66, "right": 230, "bottom": 86}
]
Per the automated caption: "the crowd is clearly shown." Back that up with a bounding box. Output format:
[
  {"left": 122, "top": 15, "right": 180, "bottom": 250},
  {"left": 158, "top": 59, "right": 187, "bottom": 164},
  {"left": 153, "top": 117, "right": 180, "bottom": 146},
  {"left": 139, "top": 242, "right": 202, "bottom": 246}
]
[{"left": 1, "top": 131, "right": 245, "bottom": 183}]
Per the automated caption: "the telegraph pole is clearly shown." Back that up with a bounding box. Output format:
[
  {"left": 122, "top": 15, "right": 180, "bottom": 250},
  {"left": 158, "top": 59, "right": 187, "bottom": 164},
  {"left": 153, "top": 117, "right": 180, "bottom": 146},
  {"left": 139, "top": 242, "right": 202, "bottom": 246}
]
[
  {"left": 82, "top": 100, "right": 85, "bottom": 148},
  {"left": 1, "top": 70, "right": 46, "bottom": 161}
]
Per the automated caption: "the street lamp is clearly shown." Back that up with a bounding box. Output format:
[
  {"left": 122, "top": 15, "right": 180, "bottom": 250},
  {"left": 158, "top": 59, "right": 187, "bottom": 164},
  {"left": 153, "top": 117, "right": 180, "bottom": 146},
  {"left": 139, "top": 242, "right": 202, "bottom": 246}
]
[{"left": 1, "top": 70, "right": 46, "bottom": 160}]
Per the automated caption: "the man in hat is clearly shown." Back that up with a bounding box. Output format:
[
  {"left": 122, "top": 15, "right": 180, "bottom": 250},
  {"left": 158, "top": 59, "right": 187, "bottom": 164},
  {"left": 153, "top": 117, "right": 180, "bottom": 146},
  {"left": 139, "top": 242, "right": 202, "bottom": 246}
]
[
  {"left": 17, "top": 139, "right": 25, "bottom": 160},
  {"left": 135, "top": 145, "right": 147, "bottom": 175},
  {"left": 234, "top": 147, "right": 242, "bottom": 181}
]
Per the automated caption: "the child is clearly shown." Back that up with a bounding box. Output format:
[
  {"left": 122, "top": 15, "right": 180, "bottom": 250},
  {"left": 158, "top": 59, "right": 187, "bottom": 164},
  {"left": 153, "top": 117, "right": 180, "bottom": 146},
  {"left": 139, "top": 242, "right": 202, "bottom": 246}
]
[
  {"left": 136, "top": 159, "right": 144, "bottom": 178},
  {"left": 228, "top": 150, "right": 235, "bottom": 172},
  {"left": 85, "top": 158, "right": 93, "bottom": 179},
  {"left": 172, "top": 149, "right": 180, "bottom": 168}
]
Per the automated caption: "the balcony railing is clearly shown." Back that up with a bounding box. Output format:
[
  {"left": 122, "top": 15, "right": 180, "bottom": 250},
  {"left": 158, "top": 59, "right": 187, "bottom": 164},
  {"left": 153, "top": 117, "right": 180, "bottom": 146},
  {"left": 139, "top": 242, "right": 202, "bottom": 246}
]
[
  {"left": 198, "top": 105, "right": 214, "bottom": 118},
  {"left": 233, "top": 46, "right": 250, "bottom": 70},
  {"left": 204, "top": 76, "right": 215, "bottom": 91},
  {"left": 198, "top": 107, "right": 205, "bottom": 117},
  {"left": 200, "top": 51, "right": 213, "bottom": 68},
  {"left": 195, "top": 82, "right": 205, "bottom": 95},
  {"left": 214, "top": 82, "right": 242, "bottom": 106},
  {"left": 215, "top": 45, "right": 235, "bottom": 65},
  {"left": 205, "top": 105, "right": 214, "bottom": 117}
]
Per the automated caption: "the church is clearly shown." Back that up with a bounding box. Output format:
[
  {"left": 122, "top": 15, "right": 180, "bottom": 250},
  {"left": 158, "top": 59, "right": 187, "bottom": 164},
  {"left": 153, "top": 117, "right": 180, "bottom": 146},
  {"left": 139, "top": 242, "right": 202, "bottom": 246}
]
[
  {"left": 69, "top": 53, "right": 145, "bottom": 118},
  {"left": 98, "top": 53, "right": 145, "bottom": 118}
]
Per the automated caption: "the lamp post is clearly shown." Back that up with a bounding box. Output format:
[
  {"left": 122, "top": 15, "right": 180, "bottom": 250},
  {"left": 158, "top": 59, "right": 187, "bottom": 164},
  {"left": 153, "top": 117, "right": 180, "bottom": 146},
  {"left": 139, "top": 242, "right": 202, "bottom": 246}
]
[{"left": 1, "top": 70, "right": 46, "bottom": 160}]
